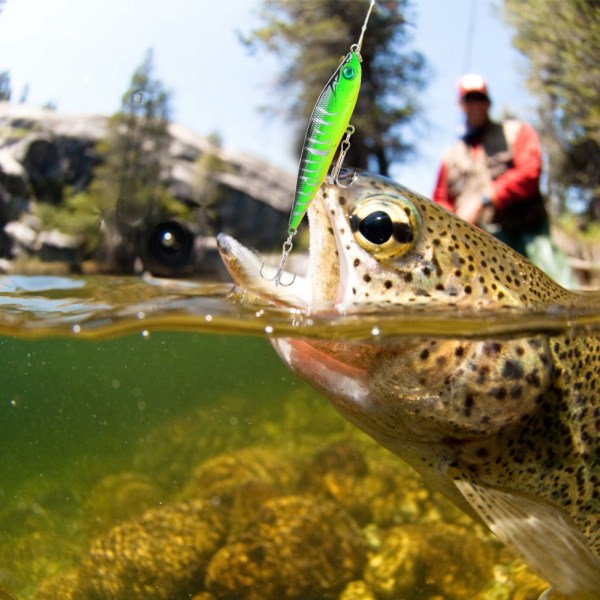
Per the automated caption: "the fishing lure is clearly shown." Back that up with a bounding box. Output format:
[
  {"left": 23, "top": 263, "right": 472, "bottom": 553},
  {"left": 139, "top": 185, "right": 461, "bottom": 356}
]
[{"left": 262, "top": 0, "right": 375, "bottom": 286}]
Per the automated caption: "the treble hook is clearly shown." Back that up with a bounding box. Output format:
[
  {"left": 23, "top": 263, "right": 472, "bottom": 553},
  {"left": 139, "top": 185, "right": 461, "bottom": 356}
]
[
  {"left": 329, "top": 125, "right": 357, "bottom": 188},
  {"left": 260, "top": 232, "right": 297, "bottom": 287}
]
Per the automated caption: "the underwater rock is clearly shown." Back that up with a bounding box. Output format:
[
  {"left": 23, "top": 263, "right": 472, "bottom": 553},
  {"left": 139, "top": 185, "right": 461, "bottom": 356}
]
[
  {"left": 364, "top": 522, "right": 497, "bottom": 599},
  {"left": 365, "top": 455, "right": 473, "bottom": 529},
  {"left": 299, "top": 440, "right": 374, "bottom": 524},
  {"left": 184, "top": 446, "right": 298, "bottom": 506},
  {"left": 301, "top": 440, "right": 369, "bottom": 481},
  {"left": 485, "top": 555, "right": 548, "bottom": 600},
  {"left": 205, "top": 495, "right": 366, "bottom": 600},
  {"left": 339, "top": 580, "right": 376, "bottom": 600},
  {"left": 300, "top": 440, "right": 460, "bottom": 528},
  {"left": 35, "top": 572, "right": 83, "bottom": 600},
  {"left": 84, "top": 471, "right": 165, "bottom": 535},
  {"left": 228, "top": 480, "right": 286, "bottom": 538},
  {"left": 0, "top": 587, "right": 18, "bottom": 600},
  {"left": 78, "top": 499, "right": 228, "bottom": 600}
]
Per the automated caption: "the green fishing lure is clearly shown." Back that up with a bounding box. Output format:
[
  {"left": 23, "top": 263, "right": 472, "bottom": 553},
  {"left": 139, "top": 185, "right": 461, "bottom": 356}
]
[
  {"left": 288, "top": 49, "right": 362, "bottom": 234},
  {"left": 263, "top": 0, "right": 375, "bottom": 286}
]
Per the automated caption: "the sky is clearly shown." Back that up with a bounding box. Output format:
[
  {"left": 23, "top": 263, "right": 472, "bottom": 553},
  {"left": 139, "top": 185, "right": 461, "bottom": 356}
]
[{"left": 0, "top": 0, "right": 534, "bottom": 197}]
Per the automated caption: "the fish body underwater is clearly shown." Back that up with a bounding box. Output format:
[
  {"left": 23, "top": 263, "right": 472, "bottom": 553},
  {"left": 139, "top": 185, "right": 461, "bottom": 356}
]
[{"left": 217, "top": 172, "right": 600, "bottom": 598}]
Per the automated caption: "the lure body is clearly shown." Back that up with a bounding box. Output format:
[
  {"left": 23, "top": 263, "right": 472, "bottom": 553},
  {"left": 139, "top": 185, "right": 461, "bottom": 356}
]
[
  {"left": 261, "top": 0, "right": 374, "bottom": 286},
  {"left": 288, "top": 50, "right": 362, "bottom": 234}
]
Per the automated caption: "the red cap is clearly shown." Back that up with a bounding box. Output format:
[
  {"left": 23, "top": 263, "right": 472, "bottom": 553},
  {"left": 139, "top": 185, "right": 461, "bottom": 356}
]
[{"left": 457, "top": 73, "right": 490, "bottom": 100}]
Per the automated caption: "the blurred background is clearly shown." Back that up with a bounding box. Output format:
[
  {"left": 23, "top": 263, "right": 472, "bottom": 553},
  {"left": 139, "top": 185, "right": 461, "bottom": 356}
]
[{"left": 0, "top": 0, "right": 598, "bottom": 284}]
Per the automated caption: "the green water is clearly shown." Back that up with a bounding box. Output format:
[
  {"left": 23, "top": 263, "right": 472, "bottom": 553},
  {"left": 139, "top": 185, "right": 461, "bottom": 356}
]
[
  {"left": 0, "top": 333, "right": 291, "bottom": 487},
  {"left": 0, "top": 331, "right": 304, "bottom": 596},
  {"left": 2, "top": 274, "right": 596, "bottom": 599}
]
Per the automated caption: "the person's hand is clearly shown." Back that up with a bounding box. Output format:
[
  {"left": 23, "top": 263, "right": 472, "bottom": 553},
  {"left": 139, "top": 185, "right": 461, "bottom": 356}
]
[{"left": 456, "top": 194, "right": 484, "bottom": 224}]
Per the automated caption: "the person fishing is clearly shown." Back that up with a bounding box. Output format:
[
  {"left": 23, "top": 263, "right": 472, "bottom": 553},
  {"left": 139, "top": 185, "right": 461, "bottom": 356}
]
[{"left": 432, "top": 73, "right": 576, "bottom": 287}]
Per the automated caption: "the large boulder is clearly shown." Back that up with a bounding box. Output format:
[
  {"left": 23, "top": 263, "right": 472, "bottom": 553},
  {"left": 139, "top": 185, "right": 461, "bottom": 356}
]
[{"left": 0, "top": 103, "right": 294, "bottom": 275}]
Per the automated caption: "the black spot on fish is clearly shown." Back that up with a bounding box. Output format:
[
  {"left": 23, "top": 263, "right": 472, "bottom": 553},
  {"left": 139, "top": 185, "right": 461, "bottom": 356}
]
[
  {"left": 491, "top": 387, "right": 507, "bottom": 400},
  {"left": 502, "top": 360, "right": 525, "bottom": 380},
  {"left": 484, "top": 342, "right": 503, "bottom": 355},
  {"left": 510, "top": 386, "right": 523, "bottom": 399}
]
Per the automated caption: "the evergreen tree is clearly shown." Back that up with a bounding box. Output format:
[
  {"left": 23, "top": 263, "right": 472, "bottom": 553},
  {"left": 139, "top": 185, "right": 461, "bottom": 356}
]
[
  {"left": 40, "top": 50, "right": 178, "bottom": 262},
  {"left": 243, "top": 0, "right": 427, "bottom": 176},
  {"left": 504, "top": 0, "right": 600, "bottom": 220},
  {"left": 0, "top": 71, "right": 11, "bottom": 101},
  {"left": 106, "top": 49, "right": 173, "bottom": 229}
]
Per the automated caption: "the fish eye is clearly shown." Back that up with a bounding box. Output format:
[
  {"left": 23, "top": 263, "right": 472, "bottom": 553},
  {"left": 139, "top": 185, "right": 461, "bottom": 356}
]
[
  {"left": 351, "top": 210, "right": 393, "bottom": 244},
  {"left": 342, "top": 66, "right": 356, "bottom": 80},
  {"left": 350, "top": 196, "right": 420, "bottom": 259}
]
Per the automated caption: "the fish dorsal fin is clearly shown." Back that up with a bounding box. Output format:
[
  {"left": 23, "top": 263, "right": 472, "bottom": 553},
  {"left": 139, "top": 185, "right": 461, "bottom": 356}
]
[{"left": 452, "top": 470, "right": 600, "bottom": 598}]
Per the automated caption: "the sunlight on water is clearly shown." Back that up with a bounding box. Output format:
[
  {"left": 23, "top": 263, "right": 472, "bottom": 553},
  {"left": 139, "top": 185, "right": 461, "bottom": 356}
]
[
  {"left": 1, "top": 274, "right": 598, "bottom": 599},
  {"left": 0, "top": 274, "right": 599, "bottom": 341}
]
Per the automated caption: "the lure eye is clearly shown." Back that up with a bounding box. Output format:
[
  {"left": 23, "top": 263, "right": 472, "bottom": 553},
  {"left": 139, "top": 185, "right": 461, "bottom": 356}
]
[
  {"left": 350, "top": 195, "right": 420, "bottom": 259},
  {"left": 342, "top": 66, "right": 356, "bottom": 80}
]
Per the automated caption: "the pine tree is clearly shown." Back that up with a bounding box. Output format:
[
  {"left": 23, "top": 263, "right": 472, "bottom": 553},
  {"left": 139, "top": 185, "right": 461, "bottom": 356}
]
[
  {"left": 504, "top": 0, "right": 600, "bottom": 220},
  {"left": 0, "top": 71, "right": 11, "bottom": 101},
  {"left": 105, "top": 49, "right": 173, "bottom": 229},
  {"left": 46, "top": 50, "right": 178, "bottom": 262}
]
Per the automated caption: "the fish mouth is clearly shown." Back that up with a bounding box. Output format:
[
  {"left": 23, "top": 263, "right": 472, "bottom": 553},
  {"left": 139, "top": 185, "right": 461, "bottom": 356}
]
[{"left": 216, "top": 183, "right": 345, "bottom": 313}]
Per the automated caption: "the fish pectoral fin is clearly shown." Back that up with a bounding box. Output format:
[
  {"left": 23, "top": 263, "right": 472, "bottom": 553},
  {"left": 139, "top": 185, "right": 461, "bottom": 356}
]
[{"left": 452, "top": 471, "right": 600, "bottom": 598}]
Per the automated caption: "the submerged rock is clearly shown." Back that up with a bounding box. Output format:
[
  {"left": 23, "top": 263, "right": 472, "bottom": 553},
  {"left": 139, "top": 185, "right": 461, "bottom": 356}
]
[
  {"left": 185, "top": 446, "right": 298, "bottom": 506},
  {"left": 364, "top": 522, "right": 497, "bottom": 599},
  {"left": 84, "top": 471, "right": 165, "bottom": 535},
  {"left": 300, "top": 440, "right": 461, "bottom": 529},
  {"left": 77, "top": 499, "right": 227, "bottom": 600},
  {"left": 206, "top": 495, "right": 366, "bottom": 600},
  {"left": 299, "top": 440, "right": 374, "bottom": 525},
  {"left": 35, "top": 572, "right": 83, "bottom": 600},
  {"left": 25, "top": 398, "right": 547, "bottom": 600},
  {"left": 0, "top": 587, "right": 18, "bottom": 600},
  {"left": 339, "top": 580, "right": 376, "bottom": 600}
]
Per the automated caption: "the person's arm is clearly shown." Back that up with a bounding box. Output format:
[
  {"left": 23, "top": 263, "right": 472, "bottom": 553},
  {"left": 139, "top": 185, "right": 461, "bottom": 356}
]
[
  {"left": 432, "top": 162, "right": 456, "bottom": 212},
  {"left": 490, "top": 122, "right": 542, "bottom": 209}
]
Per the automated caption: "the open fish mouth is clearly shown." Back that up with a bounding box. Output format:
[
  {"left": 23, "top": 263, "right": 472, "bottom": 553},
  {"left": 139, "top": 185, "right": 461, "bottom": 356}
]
[{"left": 216, "top": 183, "right": 345, "bottom": 314}]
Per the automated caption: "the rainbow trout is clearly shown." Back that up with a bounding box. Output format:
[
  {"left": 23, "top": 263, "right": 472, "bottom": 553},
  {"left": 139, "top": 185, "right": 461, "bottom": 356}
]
[{"left": 217, "top": 172, "right": 600, "bottom": 598}]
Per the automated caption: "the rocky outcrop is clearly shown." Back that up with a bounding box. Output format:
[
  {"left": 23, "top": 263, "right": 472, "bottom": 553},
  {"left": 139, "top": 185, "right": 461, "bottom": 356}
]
[{"left": 0, "top": 103, "right": 295, "bottom": 276}]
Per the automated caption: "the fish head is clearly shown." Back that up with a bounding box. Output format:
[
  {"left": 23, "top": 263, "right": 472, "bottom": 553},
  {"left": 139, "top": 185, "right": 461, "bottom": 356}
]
[{"left": 217, "top": 171, "right": 560, "bottom": 446}]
